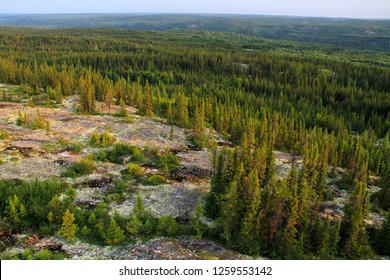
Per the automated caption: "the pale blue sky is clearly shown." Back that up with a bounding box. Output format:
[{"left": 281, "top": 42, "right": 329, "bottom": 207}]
[{"left": 1, "top": 0, "right": 389, "bottom": 19}]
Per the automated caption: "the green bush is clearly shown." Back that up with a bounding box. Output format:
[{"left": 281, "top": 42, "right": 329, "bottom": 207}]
[
  {"left": 146, "top": 174, "right": 167, "bottom": 186},
  {"left": 67, "top": 141, "right": 84, "bottom": 152},
  {"left": 61, "top": 158, "right": 96, "bottom": 178},
  {"left": 157, "top": 215, "right": 179, "bottom": 237},
  {"left": 89, "top": 131, "right": 116, "bottom": 148},
  {"left": 131, "top": 147, "right": 146, "bottom": 163},
  {"left": 107, "top": 143, "right": 136, "bottom": 163},
  {"left": 128, "top": 163, "right": 144, "bottom": 178},
  {"left": 36, "top": 249, "right": 65, "bottom": 260},
  {"left": 0, "top": 129, "right": 9, "bottom": 140},
  {"left": 0, "top": 179, "right": 65, "bottom": 228},
  {"left": 92, "top": 143, "right": 147, "bottom": 164},
  {"left": 157, "top": 153, "right": 179, "bottom": 172}
]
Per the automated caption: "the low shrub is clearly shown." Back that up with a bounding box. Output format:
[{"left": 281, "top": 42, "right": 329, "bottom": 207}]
[
  {"left": 146, "top": 174, "right": 167, "bottom": 186},
  {"left": 0, "top": 129, "right": 9, "bottom": 140},
  {"left": 89, "top": 131, "right": 116, "bottom": 148},
  {"left": 128, "top": 163, "right": 144, "bottom": 178},
  {"left": 61, "top": 158, "right": 96, "bottom": 178}
]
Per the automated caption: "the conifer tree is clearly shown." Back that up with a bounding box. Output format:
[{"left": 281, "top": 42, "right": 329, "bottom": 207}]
[
  {"left": 174, "top": 92, "right": 189, "bottom": 127},
  {"left": 134, "top": 79, "right": 143, "bottom": 108},
  {"left": 134, "top": 192, "right": 147, "bottom": 220},
  {"left": 237, "top": 170, "right": 261, "bottom": 254},
  {"left": 105, "top": 218, "right": 125, "bottom": 245},
  {"left": 126, "top": 215, "right": 142, "bottom": 239},
  {"left": 5, "top": 194, "right": 26, "bottom": 227},
  {"left": 78, "top": 69, "right": 95, "bottom": 114},
  {"left": 104, "top": 79, "right": 114, "bottom": 111},
  {"left": 190, "top": 198, "right": 204, "bottom": 238},
  {"left": 157, "top": 215, "right": 178, "bottom": 237},
  {"left": 373, "top": 211, "right": 390, "bottom": 256},
  {"left": 59, "top": 209, "right": 77, "bottom": 241},
  {"left": 277, "top": 164, "right": 300, "bottom": 257},
  {"left": 222, "top": 181, "right": 240, "bottom": 246},
  {"left": 330, "top": 219, "right": 341, "bottom": 258},
  {"left": 193, "top": 102, "right": 207, "bottom": 147},
  {"left": 342, "top": 179, "right": 372, "bottom": 259},
  {"left": 205, "top": 151, "right": 225, "bottom": 218},
  {"left": 375, "top": 137, "right": 390, "bottom": 209},
  {"left": 143, "top": 80, "right": 153, "bottom": 116},
  {"left": 252, "top": 145, "right": 268, "bottom": 185}
]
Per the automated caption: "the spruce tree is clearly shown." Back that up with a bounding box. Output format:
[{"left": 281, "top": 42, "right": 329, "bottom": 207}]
[
  {"left": 134, "top": 192, "right": 147, "bottom": 220},
  {"left": 237, "top": 170, "right": 261, "bottom": 254},
  {"left": 342, "top": 180, "right": 373, "bottom": 259},
  {"left": 157, "top": 215, "right": 178, "bottom": 237},
  {"left": 205, "top": 151, "right": 226, "bottom": 219},
  {"left": 6, "top": 194, "right": 26, "bottom": 227},
  {"left": 193, "top": 102, "right": 207, "bottom": 147},
  {"left": 59, "top": 209, "right": 77, "bottom": 241},
  {"left": 104, "top": 79, "right": 114, "bottom": 111},
  {"left": 143, "top": 80, "right": 153, "bottom": 116},
  {"left": 190, "top": 198, "right": 204, "bottom": 238},
  {"left": 174, "top": 92, "right": 189, "bottom": 127},
  {"left": 373, "top": 211, "right": 390, "bottom": 256},
  {"left": 126, "top": 215, "right": 142, "bottom": 239},
  {"left": 105, "top": 218, "right": 125, "bottom": 245}
]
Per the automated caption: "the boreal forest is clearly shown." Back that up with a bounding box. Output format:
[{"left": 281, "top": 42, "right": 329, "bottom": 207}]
[{"left": 0, "top": 15, "right": 389, "bottom": 260}]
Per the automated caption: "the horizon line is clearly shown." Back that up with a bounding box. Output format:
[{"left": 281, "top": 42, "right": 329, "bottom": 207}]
[{"left": 0, "top": 12, "right": 389, "bottom": 21}]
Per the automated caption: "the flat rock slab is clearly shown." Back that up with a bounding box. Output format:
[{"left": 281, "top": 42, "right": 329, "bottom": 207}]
[
  {"left": 110, "top": 180, "right": 209, "bottom": 219},
  {"left": 0, "top": 157, "right": 61, "bottom": 181},
  {"left": 111, "top": 236, "right": 250, "bottom": 260}
]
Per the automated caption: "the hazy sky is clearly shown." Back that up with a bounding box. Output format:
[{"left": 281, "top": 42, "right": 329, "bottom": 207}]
[{"left": 1, "top": 0, "right": 389, "bottom": 19}]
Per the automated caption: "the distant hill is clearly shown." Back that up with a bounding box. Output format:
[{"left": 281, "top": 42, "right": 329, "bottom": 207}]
[{"left": 0, "top": 14, "right": 389, "bottom": 51}]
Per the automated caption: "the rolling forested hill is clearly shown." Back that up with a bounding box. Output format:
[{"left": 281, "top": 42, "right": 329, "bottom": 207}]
[{"left": 0, "top": 14, "right": 389, "bottom": 52}]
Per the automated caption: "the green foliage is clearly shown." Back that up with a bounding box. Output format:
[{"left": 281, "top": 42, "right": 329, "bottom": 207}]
[
  {"left": 66, "top": 141, "right": 84, "bottom": 153},
  {"left": 3, "top": 15, "right": 388, "bottom": 52},
  {"left": 142, "top": 80, "right": 153, "bottom": 116},
  {"left": 157, "top": 215, "right": 178, "bottom": 237},
  {"left": 0, "top": 179, "right": 65, "bottom": 228},
  {"left": 93, "top": 142, "right": 137, "bottom": 163},
  {"left": 1, "top": 248, "right": 65, "bottom": 260},
  {"left": 31, "top": 108, "right": 47, "bottom": 129},
  {"left": 59, "top": 209, "right": 77, "bottom": 241},
  {"left": 190, "top": 198, "right": 205, "bottom": 238},
  {"left": 341, "top": 179, "right": 373, "bottom": 259},
  {"left": 0, "top": 128, "right": 9, "bottom": 140},
  {"left": 115, "top": 98, "right": 128, "bottom": 117},
  {"left": 78, "top": 69, "right": 96, "bottom": 114},
  {"left": 125, "top": 193, "right": 157, "bottom": 239},
  {"left": 192, "top": 102, "right": 207, "bottom": 148},
  {"left": 372, "top": 136, "right": 390, "bottom": 210},
  {"left": 372, "top": 211, "right": 390, "bottom": 256},
  {"left": 105, "top": 218, "right": 125, "bottom": 245},
  {"left": 157, "top": 152, "right": 179, "bottom": 176},
  {"left": 89, "top": 131, "right": 116, "bottom": 148},
  {"left": 133, "top": 193, "right": 147, "bottom": 220},
  {"left": 61, "top": 158, "right": 96, "bottom": 178},
  {"left": 16, "top": 108, "right": 48, "bottom": 130},
  {"left": 146, "top": 174, "right": 167, "bottom": 186},
  {"left": 131, "top": 147, "right": 145, "bottom": 163},
  {"left": 128, "top": 163, "right": 144, "bottom": 179},
  {"left": 126, "top": 215, "right": 143, "bottom": 239},
  {"left": 5, "top": 194, "right": 26, "bottom": 227}
]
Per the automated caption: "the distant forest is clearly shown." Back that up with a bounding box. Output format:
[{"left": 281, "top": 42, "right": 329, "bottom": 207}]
[{"left": 0, "top": 14, "right": 389, "bottom": 52}]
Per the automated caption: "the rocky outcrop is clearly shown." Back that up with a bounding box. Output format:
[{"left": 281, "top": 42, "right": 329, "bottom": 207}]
[{"left": 111, "top": 236, "right": 251, "bottom": 260}]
